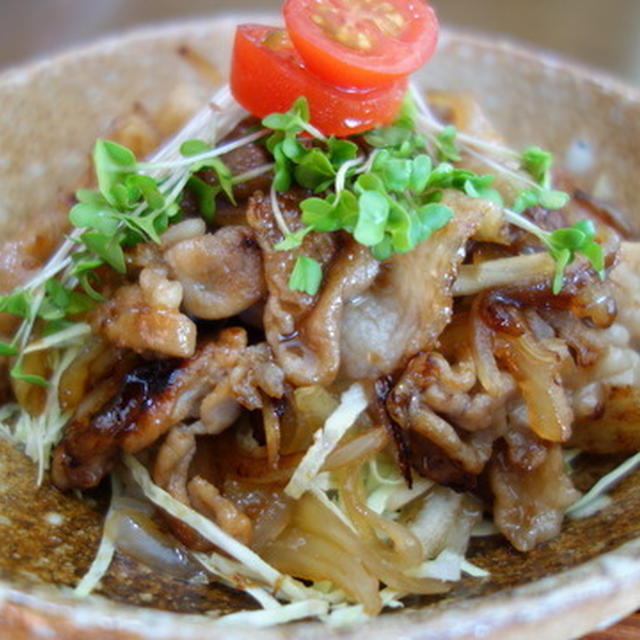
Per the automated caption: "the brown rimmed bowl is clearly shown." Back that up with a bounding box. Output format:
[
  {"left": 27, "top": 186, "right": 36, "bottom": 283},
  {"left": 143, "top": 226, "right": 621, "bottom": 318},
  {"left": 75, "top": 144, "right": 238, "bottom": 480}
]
[{"left": 1, "top": 14, "right": 640, "bottom": 640}]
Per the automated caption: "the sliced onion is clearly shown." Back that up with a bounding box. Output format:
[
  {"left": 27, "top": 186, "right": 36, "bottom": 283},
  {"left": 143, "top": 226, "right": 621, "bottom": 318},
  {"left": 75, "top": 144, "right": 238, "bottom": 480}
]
[
  {"left": 206, "top": 430, "right": 301, "bottom": 484},
  {"left": 403, "top": 486, "right": 464, "bottom": 558},
  {"left": 497, "top": 323, "right": 573, "bottom": 442},
  {"left": 293, "top": 464, "right": 449, "bottom": 594},
  {"left": 222, "top": 481, "right": 294, "bottom": 553},
  {"left": 293, "top": 386, "right": 339, "bottom": 433},
  {"left": 262, "top": 397, "right": 281, "bottom": 469},
  {"left": 471, "top": 297, "right": 506, "bottom": 398},
  {"left": 262, "top": 526, "right": 382, "bottom": 616},
  {"left": 323, "top": 427, "right": 389, "bottom": 471},
  {"left": 112, "top": 508, "right": 202, "bottom": 580},
  {"left": 285, "top": 383, "right": 368, "bottom": 500},
  {"left": 339, "top": 467, "right": 423, "bottom": 569}
]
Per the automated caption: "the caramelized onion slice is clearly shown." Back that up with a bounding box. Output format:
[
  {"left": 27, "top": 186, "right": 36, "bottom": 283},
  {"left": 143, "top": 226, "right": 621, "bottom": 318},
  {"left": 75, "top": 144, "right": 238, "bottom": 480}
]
[
  {"left": 338, "top": 466, "right": 423, "bottom": 570},
  {"left": 455, "top": 253, "right": 555, "bottom": 297},
  {"left": 262, "top": 526, "right": 382, "bottom": 616},
  {"left": 323, "top": 427, "right": 389, "bottom": 471},
  {"left": 113, "top": 508, "right": 202, "bottom": 579},
  {"left": 338, "top": 468, "right": 450, "bottom": 596},
  {"left": 496, "top": 327, "right": 573, "bottom": 442}
]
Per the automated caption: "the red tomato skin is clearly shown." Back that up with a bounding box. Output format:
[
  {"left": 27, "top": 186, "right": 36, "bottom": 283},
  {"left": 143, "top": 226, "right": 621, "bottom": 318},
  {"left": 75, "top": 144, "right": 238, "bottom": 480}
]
[
  {"left": 283, "top": 0, "right": 439, "bottom": 89},
  {"left": 230, "top": 24, "right": 408, "bottom": 137}
]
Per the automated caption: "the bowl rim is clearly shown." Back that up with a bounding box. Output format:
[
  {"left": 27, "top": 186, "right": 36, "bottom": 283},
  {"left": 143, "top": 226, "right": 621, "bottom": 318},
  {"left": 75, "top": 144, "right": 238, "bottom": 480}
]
[
  {"left": 1, "top": 15, "right": 640, "bottom": 640},
  {"left": 1, "top": 12, "right": 639, "bottom": 102},
  {"left": 3, "top": 531, "right": 640, "bottom": 639}
]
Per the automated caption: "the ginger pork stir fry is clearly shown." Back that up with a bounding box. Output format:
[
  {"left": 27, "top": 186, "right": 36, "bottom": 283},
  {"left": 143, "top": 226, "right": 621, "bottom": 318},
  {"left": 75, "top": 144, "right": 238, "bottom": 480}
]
[{"left": 1, "top": 83, "right": 640, "bottom": 620}]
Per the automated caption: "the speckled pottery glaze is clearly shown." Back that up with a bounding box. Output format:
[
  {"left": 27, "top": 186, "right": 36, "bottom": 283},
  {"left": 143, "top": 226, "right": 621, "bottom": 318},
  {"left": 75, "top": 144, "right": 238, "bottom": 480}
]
[{"left": 0, "top": 15, "right": 640, "bottom": 640}]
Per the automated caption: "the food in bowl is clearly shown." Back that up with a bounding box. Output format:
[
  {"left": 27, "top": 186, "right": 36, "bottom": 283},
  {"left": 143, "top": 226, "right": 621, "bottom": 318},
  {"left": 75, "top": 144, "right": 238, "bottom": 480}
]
[{"left": 0, "top": 0, "right": 639, "bottom": 628}]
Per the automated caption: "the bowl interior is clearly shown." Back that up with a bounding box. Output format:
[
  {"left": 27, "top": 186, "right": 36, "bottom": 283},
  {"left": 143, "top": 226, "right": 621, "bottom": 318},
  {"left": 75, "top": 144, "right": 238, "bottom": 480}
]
[{"left": 1, "top": 15, "right": 640, "bottom": 640}]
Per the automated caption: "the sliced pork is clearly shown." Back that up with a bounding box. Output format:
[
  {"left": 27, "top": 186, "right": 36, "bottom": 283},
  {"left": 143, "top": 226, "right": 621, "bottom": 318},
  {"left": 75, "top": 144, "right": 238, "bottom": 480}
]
[{"left": 165, "top": 226, "right": 266, "bottom": 320}]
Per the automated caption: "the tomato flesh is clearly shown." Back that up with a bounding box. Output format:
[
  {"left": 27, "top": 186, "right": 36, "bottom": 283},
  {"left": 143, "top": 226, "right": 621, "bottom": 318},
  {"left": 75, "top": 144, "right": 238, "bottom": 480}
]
[
  {"left": 283, "top": 0, "right": 439, "bottom": 89},
  {"left": 230, "top": 24, "right": 408, "bottom": 137}
]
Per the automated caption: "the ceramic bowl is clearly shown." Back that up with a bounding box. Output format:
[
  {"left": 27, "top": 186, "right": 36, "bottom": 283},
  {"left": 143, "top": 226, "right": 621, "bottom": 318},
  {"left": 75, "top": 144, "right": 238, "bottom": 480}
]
[{"left": 1, "top": 14, "right": 640, "bottom": 640}]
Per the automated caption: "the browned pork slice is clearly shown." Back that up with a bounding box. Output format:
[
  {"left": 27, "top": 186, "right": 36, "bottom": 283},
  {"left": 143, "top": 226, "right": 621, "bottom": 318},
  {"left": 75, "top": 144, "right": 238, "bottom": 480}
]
[
  {"left": 51, "top": 328, "right": 247, "bottom": 490},
  {"left": 567, "top": 243, "right": 640, "bottom": 453},
  {"left": 570, "top": 386, "right": 640, "bottom": 453},
  {"left": 388, "top": 350, "right": 501, "bottom": 489},
  {"left": 490, "top": 445, "right": 580, "bottom": 552},
  {"left": 278, "top": 240, "right": 379, "bottom": 386},
  {"left": 249, "top": 188, "right": 491, "bottom": 385},
  {"left": 248, "top": 189, "right": 380, "bottom": 386},
  {"left": 216, "top": 117, "right": 273, "bottom": 203},
  {"left": 339, "top": 190, "right": 488, "bottom": 380},
  {"left": 152, "top": 342, "right": 288, "bottom": 548},
  {"left": 179, "top": 118, "right": 273, "bottom": 226},
  {"left": 165, "top": 225, "right": 266, "bottom": 319},
  {"left": 153, "top": 427, "right": 252, "bottom": 549},
  {"left": 228, "top": 342, "right": 286, "bottom": 411},
  {"left": 198, "top": 341, "right": 286, "bottom": 434},
  {"left": 92, "top": 273, "right": 196, "bottom": 359},
  {"left": 188, "top": 476, "right": 252, "bottom": 545}
]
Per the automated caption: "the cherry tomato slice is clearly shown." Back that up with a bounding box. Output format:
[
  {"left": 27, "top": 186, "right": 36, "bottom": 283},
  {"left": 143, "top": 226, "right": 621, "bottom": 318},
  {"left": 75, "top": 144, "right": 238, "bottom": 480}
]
[
  {"left": 230, "top": 24, "right": 408, "bottom": 137},
  {"left": 283, "top": 0, "right": 439, "bottom": 89}
]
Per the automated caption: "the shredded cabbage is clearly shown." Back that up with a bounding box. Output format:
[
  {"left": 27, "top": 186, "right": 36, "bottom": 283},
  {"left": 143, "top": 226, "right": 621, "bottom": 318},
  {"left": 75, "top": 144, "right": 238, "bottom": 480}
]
[
  {"left": 285, "top": 383, "right": 368, "bottom": 500},
  {"left": 73, "top": 474, "right": 121, "bottom": 597},
  {"left": 365, "top": 456, "right": 433, "bottom": 515},
  {"left": 116, "top": 448, "right": 481, "bottom": 626},
  {"left": 22, "top": 322, "right": 91, "bottom": 354},
  {"left": 0, "top": 342, "right": 83, "bottom": 484},
  {"left": 320, "top": 588, "right": 404, "bottom": 628},
  {"left": 214, "top": 599, "right": 329, "bottom": 627},
  {"left": 3, "top": 69, "right": 637, "bottom": 631},
  {"left": 0, "top": 86, "right": 245, "bottom": 482},
  {"left": 409, "top": 549, "right": 464, "bottom": 581},
  {"left": 566, "top": 451, "right": 640, "bottom": 519},
  {"left": 461, "top": 559, "right": 490, "bottom": 578}
]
